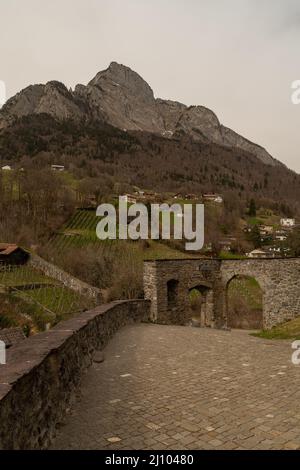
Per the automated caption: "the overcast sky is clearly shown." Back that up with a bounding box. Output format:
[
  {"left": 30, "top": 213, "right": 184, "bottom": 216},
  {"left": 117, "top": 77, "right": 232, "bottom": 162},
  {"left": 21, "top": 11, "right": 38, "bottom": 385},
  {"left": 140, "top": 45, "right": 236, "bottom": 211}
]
[{"left": 1, "top": 0, "right": 300, "bottom": 172}]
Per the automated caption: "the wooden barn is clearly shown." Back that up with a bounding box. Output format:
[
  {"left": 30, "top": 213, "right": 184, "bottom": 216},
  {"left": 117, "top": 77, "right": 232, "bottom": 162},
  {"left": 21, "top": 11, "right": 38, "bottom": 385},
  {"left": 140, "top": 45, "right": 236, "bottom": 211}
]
[{"left": 0, "top": 244, "right": 29, "bottom": 267}]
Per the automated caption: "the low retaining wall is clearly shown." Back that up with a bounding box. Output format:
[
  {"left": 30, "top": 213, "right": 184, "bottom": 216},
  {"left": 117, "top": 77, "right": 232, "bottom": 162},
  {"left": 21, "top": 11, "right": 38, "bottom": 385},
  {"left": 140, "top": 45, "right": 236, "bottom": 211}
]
[
  {"left": 28, "top": 253, "right": 102, "bottom": 303},
  {"left": 0, "top": 300, "right": 150, "bottom": 450}
]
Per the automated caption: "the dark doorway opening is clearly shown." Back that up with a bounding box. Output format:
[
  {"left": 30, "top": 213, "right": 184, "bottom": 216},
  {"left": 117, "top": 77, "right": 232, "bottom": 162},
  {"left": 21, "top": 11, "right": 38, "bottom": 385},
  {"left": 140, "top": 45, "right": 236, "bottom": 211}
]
[{"left": 167, "top": 279, "right": 179, "bottom": 308}]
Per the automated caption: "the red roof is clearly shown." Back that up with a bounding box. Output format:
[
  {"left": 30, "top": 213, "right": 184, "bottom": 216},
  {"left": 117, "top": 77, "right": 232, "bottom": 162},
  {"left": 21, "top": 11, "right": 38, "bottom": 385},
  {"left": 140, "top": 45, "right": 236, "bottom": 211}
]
[{"left": 0, "top": 244, "right": 20, "bottom": 256}]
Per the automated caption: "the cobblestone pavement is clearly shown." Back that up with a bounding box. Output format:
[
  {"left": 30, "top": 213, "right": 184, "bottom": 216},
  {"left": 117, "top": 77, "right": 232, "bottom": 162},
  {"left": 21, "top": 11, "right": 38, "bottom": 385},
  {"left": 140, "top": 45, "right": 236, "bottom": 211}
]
[{"left": 53, "top": 324, "right": 300, "bottom": 450}]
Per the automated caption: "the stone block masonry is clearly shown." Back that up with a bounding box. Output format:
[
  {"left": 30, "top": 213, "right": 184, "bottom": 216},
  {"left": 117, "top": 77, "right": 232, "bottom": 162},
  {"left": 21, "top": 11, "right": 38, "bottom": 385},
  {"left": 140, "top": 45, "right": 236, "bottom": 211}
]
[
  {"left": 0, "top": 300, "right": 150, "bottom": 450},
  {"left": 144, "top": 258, "right": 300, "bottom": 330}
]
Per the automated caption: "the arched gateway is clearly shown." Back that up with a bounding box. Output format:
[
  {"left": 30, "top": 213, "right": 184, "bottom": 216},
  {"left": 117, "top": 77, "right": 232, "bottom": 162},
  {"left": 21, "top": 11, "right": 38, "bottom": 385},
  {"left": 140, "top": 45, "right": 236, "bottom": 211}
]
[{"left": 143, "top": 258, "right": 300, "bottom": 330}]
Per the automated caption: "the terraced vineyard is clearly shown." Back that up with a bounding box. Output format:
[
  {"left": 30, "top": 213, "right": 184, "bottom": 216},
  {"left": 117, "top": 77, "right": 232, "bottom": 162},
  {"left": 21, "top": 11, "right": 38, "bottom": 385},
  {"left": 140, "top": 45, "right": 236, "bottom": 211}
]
[
  {"left": 47, "top": 208, "right": 198, "bottom": 259},
  {"left": 0, "top": 264, "right": 96, "bottom": 332},
  {"left": 49, "top": 209, "right": 99, "bottom": 251}
]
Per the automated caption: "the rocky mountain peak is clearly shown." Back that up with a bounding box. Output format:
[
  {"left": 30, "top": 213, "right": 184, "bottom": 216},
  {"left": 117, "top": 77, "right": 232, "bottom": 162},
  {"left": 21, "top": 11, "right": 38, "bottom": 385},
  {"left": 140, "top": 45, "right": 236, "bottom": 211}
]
[
  {"left": 88, "top": 61, "right": 155, "bottom": 103},
  {"left": 0, "top": 62, "right": 280, "bottom": 166}
]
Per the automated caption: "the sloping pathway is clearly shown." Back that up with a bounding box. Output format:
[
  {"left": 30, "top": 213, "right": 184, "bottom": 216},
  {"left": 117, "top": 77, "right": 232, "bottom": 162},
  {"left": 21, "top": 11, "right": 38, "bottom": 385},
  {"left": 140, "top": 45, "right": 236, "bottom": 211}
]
[{"left": 53, "top": 324, "right": 300, "bottom": 450}]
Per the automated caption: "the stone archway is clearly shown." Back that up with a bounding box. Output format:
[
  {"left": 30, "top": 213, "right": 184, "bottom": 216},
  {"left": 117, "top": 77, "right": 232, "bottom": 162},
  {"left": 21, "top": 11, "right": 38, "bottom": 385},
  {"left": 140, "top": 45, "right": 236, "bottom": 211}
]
[
  {"left": 226, "top": 275, "right": 263, "bottom": 329},
  {"left": 144, "top": 258, "right": 300, "bottom": 329}
]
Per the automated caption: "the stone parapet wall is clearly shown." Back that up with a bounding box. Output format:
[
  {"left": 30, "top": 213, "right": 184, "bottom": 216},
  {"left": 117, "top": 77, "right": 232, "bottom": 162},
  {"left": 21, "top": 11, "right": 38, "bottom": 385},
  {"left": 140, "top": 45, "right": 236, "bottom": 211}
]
[
  {"left": 0, "top": 300, "right": 150, "bottom": 450},
  {"left": 28, "top": 253, "right": 102, "bottom": 303}
]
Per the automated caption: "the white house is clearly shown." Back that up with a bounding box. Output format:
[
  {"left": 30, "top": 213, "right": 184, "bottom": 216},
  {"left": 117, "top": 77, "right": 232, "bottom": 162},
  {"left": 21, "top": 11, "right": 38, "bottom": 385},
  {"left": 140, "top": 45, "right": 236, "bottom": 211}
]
[
  {"left": 203, "top": 194, "right": 223, "bottom": 204},
  {"left": 51, "top": 164, "right": 65, "bottom": 172},
  {"left": 280, "top": 218, "right": 295, "bottom": 227},
  {"left": 259, "top": 225, "right": 274, "bottom": 235},
  {"left": 275, "top": 234, "right": 288, "bottom": 242},
  {"left": 1, "top": 165, "right": 12, "bottom": 171},
  {"left": 120, "top": 194, "right": 137, "bottom": 204},
  {"left": 247, "top": 249, "right": 273, "bottom": 259}
]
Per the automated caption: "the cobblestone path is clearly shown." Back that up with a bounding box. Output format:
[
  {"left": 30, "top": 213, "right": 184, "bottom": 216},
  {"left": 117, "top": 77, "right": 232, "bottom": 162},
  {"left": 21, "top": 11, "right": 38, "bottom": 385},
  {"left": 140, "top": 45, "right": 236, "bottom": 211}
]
[{"left": 53, "top": 324, "right": 300, "bottom": 450}]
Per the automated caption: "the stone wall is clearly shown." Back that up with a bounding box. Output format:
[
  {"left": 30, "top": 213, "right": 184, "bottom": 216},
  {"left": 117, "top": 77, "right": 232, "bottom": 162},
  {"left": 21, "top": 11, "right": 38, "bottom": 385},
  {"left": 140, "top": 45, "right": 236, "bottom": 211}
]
[
  {"left": 0, "top": 300, "right": 150, "bottom": 450},
  {"left": 144, "top": 259, "right": 224, "bottom": 327},
  {"left": 221, "top": 258, "right": 300, "bottom": 329},
  {"left": 28, "top": 253, "right": 102, "bottom": 303},
  {"left": 144, "top": 258, "right": 300, "bottom": 330}
]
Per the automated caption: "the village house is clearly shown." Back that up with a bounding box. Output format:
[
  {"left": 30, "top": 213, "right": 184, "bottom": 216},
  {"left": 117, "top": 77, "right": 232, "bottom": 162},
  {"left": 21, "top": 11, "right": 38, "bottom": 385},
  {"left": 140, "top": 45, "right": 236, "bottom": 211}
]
[
  {"left": 51, "top": 164, "right": 65, "bottom": 172},
  {"left": 202, "top": 193, "right": 223, "bottom": 204},
  {"left": 0, "top": 244, "right": 29, "bottom": 266},
  {"left": 1, "top": 165, "right": 12, "bottom": 171},
  {"left": 246, "top": 248, "right": 275, "bottom": 259},
  {"left": 259, "top": 225, "right": 274, "bottom": 235},
  {"left": 120, "top": 194, "right": 137, "bottom": 204},
  {"left": 143, "top": 191, "right": 159, "bottom": 202},
  {"left": 134, "top": 190, "right": 145, "bottom": 198},
  {"left": 275, "top": 234, "right": 288, "bottom": 242},
  {"left": 280, "top": 218, "right": 296, "bottom": 227},
  {"left": 266, "top": 246, "right": 281, "bottom": 255}
]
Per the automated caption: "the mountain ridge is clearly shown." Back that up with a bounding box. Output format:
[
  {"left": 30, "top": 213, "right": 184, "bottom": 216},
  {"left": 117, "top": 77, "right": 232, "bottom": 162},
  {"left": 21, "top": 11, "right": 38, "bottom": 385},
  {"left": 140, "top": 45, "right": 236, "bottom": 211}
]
[{"left": 0, "top": 62, "right": 280, "bottom": 167}]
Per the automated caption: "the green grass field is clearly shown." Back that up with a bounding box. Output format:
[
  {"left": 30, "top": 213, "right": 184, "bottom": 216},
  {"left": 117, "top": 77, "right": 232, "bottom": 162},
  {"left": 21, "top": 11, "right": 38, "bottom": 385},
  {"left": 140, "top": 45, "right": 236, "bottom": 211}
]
[{"left": 252, "top": 317, "right": 300, "bottom": 340}]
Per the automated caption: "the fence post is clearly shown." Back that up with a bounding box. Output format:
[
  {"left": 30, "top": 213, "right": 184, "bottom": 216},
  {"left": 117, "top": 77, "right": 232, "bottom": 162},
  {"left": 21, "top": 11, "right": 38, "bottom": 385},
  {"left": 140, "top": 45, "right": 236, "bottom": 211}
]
[{"left": 0, "top": 341, "right": 6, "bottom": 365}]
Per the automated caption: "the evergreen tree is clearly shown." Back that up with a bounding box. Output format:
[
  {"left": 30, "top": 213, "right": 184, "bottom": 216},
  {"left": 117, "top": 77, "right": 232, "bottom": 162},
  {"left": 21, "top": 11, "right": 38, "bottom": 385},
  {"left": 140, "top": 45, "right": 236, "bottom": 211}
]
[{"left": 248, "top": 199, "right": 257, "bottom": 217}]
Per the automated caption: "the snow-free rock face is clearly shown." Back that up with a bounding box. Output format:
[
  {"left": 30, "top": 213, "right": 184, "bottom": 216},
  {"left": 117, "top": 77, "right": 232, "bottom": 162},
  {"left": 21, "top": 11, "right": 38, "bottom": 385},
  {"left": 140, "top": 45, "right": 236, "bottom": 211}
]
[
  {"left": 0, "top": 81, "right": 86, "bottom": 125},
  {"left": 0, "top": 62, "right": 279, "bottom": 166},
  {"left": 75, "top": 62, "right": 164, "bottom": 132}
]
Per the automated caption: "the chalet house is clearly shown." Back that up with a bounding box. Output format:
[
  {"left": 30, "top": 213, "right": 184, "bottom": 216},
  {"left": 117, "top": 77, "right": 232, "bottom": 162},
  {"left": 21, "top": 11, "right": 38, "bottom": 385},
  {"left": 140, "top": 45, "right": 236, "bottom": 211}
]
[
  {"left": 280, "top": 218, "right": 296, "bottom": 228},
  {"left": 267, "top": 246, "right": 281, "bottom": 255},
  {"left": 275, "top": 234, "right": 288, "bottom": 242},
  {"left": 246, "top": 249, "right": 275, "bottom": 259},
  {"left": 120, "top": 194, "right": 137, "bottom": 204},
  {"left": 266, "top": 246, "right": 291, "bottom": 258},
  {"left": 51, "top": 164, "right": 65, "bottom": 172},
  {"left": 0, "top": 244, "right": 29, "bottom": 266},
  {"left": 134, "top": 190, "right": 145, "bottom": 197},
  {"left": 202, "top": 194, "right": 223, "bottom": 204},
  {"left": 259, "top": 225, "right": 274, "bottom": 235}
]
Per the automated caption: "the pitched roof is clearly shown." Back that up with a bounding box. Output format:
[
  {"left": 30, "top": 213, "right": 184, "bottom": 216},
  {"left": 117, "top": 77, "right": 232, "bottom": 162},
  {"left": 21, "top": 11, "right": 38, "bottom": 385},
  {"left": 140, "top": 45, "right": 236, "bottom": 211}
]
[{"left": 0, "top": 244, "right": 20, "bottom": 256}]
